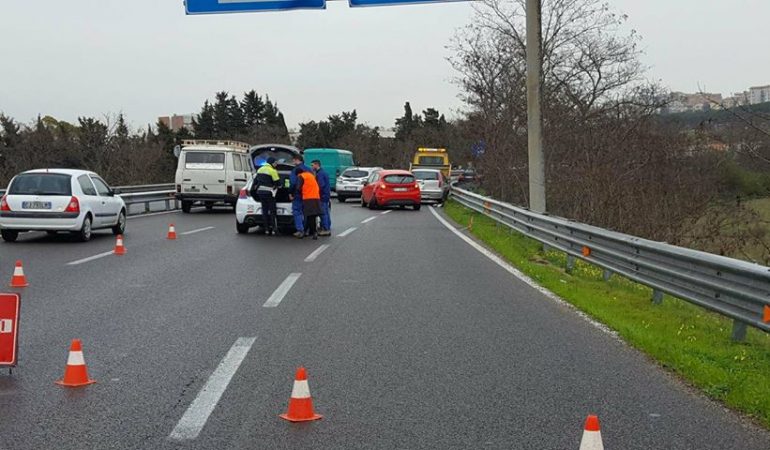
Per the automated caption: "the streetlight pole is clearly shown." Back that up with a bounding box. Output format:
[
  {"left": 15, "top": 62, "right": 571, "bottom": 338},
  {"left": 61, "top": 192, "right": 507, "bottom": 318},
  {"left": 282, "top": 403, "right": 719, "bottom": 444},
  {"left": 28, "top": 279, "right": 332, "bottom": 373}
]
[{"left": 526, "top": 0, "right": 546, "bottom": 213}]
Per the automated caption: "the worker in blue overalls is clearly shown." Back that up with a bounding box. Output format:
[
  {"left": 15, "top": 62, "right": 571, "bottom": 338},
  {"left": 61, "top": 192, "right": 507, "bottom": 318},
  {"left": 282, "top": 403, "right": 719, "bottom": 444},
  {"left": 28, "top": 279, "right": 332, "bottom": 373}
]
[{"left": 289, "top": 154, "right": 312, "bottom": 238}]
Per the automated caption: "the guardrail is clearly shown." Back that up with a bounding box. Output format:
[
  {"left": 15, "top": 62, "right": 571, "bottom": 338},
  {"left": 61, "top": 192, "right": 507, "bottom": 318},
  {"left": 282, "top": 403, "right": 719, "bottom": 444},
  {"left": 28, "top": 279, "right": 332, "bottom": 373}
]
[
  {"left": 450, "top": 185, "right": 770, "bottom": 341},
  {"left": 0, "top": 184, "right": 179, "bottom": 216}
]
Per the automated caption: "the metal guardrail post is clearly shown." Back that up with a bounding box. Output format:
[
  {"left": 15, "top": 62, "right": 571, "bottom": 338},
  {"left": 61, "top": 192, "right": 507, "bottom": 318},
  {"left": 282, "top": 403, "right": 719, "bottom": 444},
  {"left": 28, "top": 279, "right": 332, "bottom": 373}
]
[
  {"left": 731, "top": 320, "right": 748, "bottom": 342},
  {"left": 566, "top": 255, "right": 576, "bottom": 274},
  {"left": 602, "top": 269, "right": 613, "bottom": 281},
  {"left": 651, "top": 289, "right": 664, "bottom": 305}
]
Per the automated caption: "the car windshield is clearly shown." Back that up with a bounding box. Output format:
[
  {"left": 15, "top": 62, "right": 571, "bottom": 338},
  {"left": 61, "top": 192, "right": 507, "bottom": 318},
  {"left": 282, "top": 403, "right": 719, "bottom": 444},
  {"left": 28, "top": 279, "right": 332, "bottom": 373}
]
[
  {"left": 413, "top": 171, "right": 439, "bottom": 180},
  {"left": 342, "top": 169, "right": 368, "bottom": 178},
  {"left": 185, "top": 152, "right": 225, "bottom": 169},
  {"left": 8, "top": 173, "right": 72, "bottom": 196},
  {"left": 383, "top": 174, "right": 415, "bottom": 184}
]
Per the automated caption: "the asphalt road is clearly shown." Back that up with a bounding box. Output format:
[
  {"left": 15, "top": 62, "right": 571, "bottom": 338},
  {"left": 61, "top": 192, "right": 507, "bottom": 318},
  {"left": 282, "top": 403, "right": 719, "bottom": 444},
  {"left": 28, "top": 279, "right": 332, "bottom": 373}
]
[{"left": 0, "top": 202, "right": 768, "bottom": 449}]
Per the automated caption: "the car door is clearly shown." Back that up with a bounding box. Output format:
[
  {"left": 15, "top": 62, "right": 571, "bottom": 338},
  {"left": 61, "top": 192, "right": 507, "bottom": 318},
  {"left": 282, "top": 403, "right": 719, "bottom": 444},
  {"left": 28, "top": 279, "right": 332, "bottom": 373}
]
[
  {"left": 76, "top": 175, "right": 100, "bottom": 221},
  {"left": 90, "top": 176, "right": 119, "bottom": 227},
  {"left": 363, "top": 172, "right": 379, "bottom": 203}
]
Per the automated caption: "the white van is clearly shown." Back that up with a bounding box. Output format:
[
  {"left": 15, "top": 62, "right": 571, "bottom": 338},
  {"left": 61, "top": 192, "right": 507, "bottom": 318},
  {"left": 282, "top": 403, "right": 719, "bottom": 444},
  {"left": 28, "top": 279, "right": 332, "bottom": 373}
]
[{"left": 174, "top": 140, "right": 253, "bottom": 213}]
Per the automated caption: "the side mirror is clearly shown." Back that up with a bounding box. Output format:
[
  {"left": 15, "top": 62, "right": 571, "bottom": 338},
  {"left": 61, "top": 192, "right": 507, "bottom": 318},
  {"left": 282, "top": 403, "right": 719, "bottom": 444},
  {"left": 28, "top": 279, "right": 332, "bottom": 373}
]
[{"left": 111, "top": 188, "right": 122, "bottom": 196}]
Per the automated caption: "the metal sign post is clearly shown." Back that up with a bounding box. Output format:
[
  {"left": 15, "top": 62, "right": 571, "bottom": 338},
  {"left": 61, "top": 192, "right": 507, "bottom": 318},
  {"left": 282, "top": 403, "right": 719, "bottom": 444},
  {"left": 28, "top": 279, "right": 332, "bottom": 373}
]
[{"left": 0, "top": 293, "right": 21, "bottom": 373}]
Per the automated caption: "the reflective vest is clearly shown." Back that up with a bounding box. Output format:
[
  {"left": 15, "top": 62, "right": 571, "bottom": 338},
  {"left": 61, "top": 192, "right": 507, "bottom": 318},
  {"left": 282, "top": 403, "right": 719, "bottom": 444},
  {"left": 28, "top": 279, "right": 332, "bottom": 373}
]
[{"left": 299, "top": 172, "right": 320, "bottom": 200}]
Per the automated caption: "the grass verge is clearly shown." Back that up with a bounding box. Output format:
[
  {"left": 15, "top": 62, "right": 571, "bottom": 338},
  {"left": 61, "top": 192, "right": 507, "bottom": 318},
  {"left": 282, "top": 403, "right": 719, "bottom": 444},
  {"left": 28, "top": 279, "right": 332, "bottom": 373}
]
[{"left": 444, "top": 199, "right": 770, "bottom": 428}]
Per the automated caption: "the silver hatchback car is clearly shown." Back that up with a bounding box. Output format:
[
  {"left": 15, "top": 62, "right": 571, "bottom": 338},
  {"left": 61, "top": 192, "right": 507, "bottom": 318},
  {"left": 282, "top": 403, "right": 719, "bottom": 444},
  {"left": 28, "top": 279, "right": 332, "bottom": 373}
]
[{"left": 336, "top": 167, "right": 383, "bottom": 203}]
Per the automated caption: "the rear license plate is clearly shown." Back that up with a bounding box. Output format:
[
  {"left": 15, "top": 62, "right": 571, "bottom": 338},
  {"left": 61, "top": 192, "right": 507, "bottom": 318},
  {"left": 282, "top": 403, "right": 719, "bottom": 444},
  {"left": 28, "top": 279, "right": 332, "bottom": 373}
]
[
  {"left": 186, "top": 187, "right": 200, "bottom": 192},
  {"left": 394, "top": 188, "right": 407, "bottom": 192},
  {"left": 22, "top": 201, "right": 51, "bottom": 209},
  {"left": 344, "top": 186, "right": 356, "bottom": 190}
]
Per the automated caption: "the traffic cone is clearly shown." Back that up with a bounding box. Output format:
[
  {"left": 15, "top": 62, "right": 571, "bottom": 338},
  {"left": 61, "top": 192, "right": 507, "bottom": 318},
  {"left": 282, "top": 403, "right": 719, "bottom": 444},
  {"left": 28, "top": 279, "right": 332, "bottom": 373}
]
[
  {"left": 55, "top": 339, "right": 96, "bottom": 387},
  {"left": 9, "top": 260, "right": 29, "bottom": 288},
  {"left": 579, "top": 415, "right": 604, "bottom": 450},
  {"left": 280, "top": 367, "right": 322, "bottom": 422},
  {"left": 167, "top": 224, "right": 177, "bottom": 240},
  {"left": 114, "top": 235, "right": 126, "bottom": 255}
]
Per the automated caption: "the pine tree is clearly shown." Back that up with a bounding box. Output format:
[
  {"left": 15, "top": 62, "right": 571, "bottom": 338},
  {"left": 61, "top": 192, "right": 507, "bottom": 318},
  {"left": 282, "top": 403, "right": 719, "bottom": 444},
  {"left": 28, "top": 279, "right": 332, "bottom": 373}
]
[
  {"left": 241, "top": 90, "right": 265, "bottom": 127},
  {"left": 212, "top": 91, "right": 230, "bottom": 136},
  {"left": 227, "top": 95, "right": 245, "bottom": 136},
  {"left": 193, "top": 100, "right": 216, "bottom": 139},
  {"left": 395, "top": 102, "right": 417, "bottom": 140}
]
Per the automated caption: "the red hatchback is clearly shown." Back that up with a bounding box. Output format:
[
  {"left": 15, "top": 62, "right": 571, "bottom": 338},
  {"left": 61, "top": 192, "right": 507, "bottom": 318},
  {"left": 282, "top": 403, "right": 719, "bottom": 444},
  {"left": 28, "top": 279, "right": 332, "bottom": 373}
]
[{"left": 361, "top": 170, "right": 421, "bottom": 211}]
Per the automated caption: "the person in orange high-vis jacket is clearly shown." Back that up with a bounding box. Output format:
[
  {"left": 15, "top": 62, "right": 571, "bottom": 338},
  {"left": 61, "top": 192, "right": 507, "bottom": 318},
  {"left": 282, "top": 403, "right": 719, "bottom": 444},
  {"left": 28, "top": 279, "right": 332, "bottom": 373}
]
[{"left": 294, "top": 167, "right": 322, "bottom": 240}]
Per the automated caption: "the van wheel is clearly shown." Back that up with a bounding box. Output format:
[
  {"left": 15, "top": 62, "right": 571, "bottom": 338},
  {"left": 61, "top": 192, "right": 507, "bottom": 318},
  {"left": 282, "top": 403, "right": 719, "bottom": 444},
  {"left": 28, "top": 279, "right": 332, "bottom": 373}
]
[
  {"left": 337, "top": 196, "right": 346, "bottom": 203},
  {"left": 182, "top": 201, "right": 192, "bottom": 213},
  {"left": 1, "top": 230, "right": 19, "bottom": 242},
  {"left": 205, "top": 202, "right": 214, "bottom": 211},
  {"left": 236, "top": 221, "right": 250, "bottom": 234}
]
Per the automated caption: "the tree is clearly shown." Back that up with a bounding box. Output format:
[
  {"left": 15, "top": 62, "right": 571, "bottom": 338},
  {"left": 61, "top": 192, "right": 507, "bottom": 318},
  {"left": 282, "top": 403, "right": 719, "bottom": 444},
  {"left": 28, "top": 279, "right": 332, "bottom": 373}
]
[
  {"left": 395, "top": 102, "right": 418, "bottom": 140},
  {"left": 212, "top": 91, "right": 230, "bottom": 136},
  {"left": 193, "top": 100, "right": 216, "bottom": 138},
  {"left": 241, "top": 90, "right": 265, "bottom": 127}
]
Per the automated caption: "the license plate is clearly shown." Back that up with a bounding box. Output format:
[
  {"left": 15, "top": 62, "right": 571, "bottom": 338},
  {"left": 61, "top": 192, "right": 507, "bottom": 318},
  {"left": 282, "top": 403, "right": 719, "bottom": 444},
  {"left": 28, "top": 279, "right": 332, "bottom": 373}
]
[
  {"left": 344, "top": 186, "right": 356, "bottom": 190},
  {"left": 394, "top": 188, "right": 407, "bottom": 192},
  {"left": 22, "top": 201, "right": 51, "bottom": 209},
  {"left": 186, "top": 187, "right": 200, "bottom": 192}
]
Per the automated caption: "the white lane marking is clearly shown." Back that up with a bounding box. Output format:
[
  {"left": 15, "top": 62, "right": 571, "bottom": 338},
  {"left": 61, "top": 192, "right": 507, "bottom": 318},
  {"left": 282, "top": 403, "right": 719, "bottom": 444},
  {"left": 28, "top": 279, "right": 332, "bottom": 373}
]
[
  {"left": 263, "top": 273, "right": 302, "bottom": 308},
  {"left": 305, "top": 245, "right": 330, "bottom": 262},
  {"left": 428, "top": 206, "right": 617, "bottom": 338},
  {"left": 169, "top": 337, "right": 256, "bottom": 441},
  {"left": 181, "top": 226, "right": 215, "bottom": 236},
  {"left": 66, "top": 250, "right": 115, "bottom": 266},
  {"left": 361, "top": 216, "right": 377, "bottom": 224},
  {"left": 380, "top": 210, "right": 392, "bottom": 215},
  {"left": 338, "top": 227, "right": 357, "bottom": 237}
]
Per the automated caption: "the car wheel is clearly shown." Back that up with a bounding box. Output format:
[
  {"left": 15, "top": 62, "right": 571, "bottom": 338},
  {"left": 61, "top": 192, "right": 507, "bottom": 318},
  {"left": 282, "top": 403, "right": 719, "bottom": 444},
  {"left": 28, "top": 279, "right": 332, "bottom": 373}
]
[
  {"left": 182, "top": 201, "right": 193, "bottom": 213},
  {"left": 236, "top": 221, "right": 250, "bottom": 234},
  {"left": 112, "top": 210, "right": 126, "bottom": 235},
  {"left": 75, "top": 215, "right": 93, "bottom": 242},
  {"left": 399, "top": 205, "right": 406, "bottom": 210},
  {"left": 46, "top": 231, "right": 58, "bottom": 236},
  {"left": 205, "top": 202, "right": 214, "bottom": 211},
  {"left": 1, "top": 230, "right": 19, "bottom": 242},
  {"left": 368, "top": 197, "right": 378, "bottom": 210},
  {"left": 413, "top": 204, "right": 421, "bottom": 211},
  {"left": 338, "top": 196, "right": 346, "bottom": 203},
  {"left": 361, "top": 197, "right": 367, "bottom": 208}
]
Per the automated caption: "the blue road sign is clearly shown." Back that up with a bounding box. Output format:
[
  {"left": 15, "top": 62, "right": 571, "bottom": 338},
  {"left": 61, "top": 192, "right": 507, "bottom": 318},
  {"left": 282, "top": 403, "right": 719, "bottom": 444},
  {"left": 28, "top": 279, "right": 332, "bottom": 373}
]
[
  {"left": 349, "top": 0, "right": 466, "bottom": 7},
  {"left": 185, "top": 0, "right": 325, "bottom": 14}
]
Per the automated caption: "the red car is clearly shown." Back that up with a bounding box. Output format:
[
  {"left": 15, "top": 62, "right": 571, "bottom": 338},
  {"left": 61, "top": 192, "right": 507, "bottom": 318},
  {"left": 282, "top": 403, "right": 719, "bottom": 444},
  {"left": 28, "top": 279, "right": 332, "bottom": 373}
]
[{"left": 361, "top": 169, "right": 421, "bottom": 211}]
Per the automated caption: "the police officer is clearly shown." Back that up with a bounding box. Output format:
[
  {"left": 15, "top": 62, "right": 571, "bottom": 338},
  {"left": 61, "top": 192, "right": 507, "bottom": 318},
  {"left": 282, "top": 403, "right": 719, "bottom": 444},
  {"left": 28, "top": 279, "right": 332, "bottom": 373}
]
[
  {"left": 254, "top": 157, "right": 280, "bottom": 235},
  {"left": 311, "top": 159, "right": 331, "bottom": 236}
]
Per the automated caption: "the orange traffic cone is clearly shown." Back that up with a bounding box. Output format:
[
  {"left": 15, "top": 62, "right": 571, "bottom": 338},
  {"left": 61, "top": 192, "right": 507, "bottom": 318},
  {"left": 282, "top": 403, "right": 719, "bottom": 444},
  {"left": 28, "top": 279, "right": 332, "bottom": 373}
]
[
  {"left": 55, "top": 339, "right": 96, "bottom": 387},
  {"left": 9, "top": 260, "right": 29, "bottom": 288},
  {"left": 579, "top": 415, "right": 604, "bottom": 450},
  {"left": 114, "top": 235, "right": 126, "bottom": 255},
  {"left": 167, "top": 224, "right": 177, "bottom": 240},
  {"left": 280, "top": 367, "right": 322, "bottom": 422}
]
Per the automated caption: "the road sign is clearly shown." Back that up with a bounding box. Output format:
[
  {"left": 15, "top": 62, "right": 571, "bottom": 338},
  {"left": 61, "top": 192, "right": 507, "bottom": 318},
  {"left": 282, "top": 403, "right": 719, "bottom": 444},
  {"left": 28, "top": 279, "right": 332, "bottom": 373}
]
[
  {"left": 349, "top": 0, "right": 466, "bottom": 7},
  {"left": 0, "top": 293, "right": 20, "bottom": 367},
  {"left": 185, "top": 0, "right": 325, "bottom": 14}
]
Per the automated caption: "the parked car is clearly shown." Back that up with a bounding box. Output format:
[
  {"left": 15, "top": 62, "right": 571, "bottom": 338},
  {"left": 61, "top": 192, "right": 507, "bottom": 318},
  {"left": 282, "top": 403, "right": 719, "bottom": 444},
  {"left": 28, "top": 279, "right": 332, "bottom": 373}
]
[
  {"left": 412, "top": 169, "right": 449, "bottom": 204},
  {"left": 459, "top": 169, "right": 478, "bottom": 183},
  {"left": 335, "top": 167, "right": 383, "bottom": 203},
  {"left": 174, "top": 139, "right": 253, "bottom": 213},
  {"left": 0, "top": 169, "right": 126, "bottom": 242},
  {"left": 302, "top": 148, "right": 355, "bottom": 191},
  {"left": 360, "top": 169, "right": 421, "bottom": 211},
  {"left": 235, "top": 144, "right": 302, "bottom": 234}
]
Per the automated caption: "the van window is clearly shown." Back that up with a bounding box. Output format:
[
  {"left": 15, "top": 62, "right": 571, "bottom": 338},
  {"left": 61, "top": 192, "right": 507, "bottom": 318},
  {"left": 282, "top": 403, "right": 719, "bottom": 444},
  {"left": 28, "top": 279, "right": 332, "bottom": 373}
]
[
  {"left": 185, "top": 152, "right": 225, "bottom": 169},
  {"left": 9, "top": 173, "right": 72, "bottom": 196},
  {"left": 241, "top": 155, "right": 251, "bottom": 171},
  {"left": 418, "top": 156, "right": 446, "bottom": 165},
  {"left": 233, "top": 154, "right": 243, "bottom": 171}
]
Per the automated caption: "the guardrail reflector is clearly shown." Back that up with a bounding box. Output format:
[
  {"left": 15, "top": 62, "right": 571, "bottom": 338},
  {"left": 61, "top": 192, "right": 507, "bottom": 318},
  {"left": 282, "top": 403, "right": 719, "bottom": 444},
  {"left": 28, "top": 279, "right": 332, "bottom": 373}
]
[
  {"left": 582, "top": 246, "right": 591, "bottom": 257},
  {"left": 764, "top": 305, "right": 770, "bottom": 324}
]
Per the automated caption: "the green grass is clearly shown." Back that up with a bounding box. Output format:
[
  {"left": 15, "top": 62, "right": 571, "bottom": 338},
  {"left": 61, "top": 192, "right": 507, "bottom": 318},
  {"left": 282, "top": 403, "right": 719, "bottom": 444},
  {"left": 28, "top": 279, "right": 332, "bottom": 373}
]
[
  {"left": 444, "top": 200, "right": 770, "bottom": 428},
  {"left": 747, "top": 197, "right": 770, "bottom": 221}
]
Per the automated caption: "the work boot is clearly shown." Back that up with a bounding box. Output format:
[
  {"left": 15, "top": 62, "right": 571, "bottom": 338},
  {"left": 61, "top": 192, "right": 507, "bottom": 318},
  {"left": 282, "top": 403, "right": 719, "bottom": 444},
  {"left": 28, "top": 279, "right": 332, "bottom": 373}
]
[
  {"left": 318, "top": 229, "right": 331, "bottom": 237},
  {"left": 293, "top": 231, "right": 304, "bottom": 239}
]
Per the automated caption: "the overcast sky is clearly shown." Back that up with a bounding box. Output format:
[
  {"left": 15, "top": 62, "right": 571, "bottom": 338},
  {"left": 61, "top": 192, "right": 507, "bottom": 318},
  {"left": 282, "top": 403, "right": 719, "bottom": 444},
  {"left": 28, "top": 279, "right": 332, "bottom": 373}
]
[{"left": 1, "top": 1, "right": 768, "bottom": 131}]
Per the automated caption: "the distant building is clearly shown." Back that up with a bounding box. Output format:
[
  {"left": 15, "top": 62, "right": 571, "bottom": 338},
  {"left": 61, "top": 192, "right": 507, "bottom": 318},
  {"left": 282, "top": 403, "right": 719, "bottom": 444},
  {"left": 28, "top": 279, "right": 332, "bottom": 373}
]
[
  {"left": 158, "top": 114, "right": 196, "bottom": 132},
  {"left": 749, "top": 85, "right": 770, "bottom": 105},
  {"left": 665, "top": 92, "right": 721, "bottom": 113},
  {"left": 723, "top": 92, "right": 750, "bottom": 108}
]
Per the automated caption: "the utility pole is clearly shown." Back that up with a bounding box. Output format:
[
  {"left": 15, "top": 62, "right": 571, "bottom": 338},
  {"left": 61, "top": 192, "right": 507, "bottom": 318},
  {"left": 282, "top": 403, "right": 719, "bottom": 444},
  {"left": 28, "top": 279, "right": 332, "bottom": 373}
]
[{"left": 526, "top": 0, "right": 546, "bottom": 213}]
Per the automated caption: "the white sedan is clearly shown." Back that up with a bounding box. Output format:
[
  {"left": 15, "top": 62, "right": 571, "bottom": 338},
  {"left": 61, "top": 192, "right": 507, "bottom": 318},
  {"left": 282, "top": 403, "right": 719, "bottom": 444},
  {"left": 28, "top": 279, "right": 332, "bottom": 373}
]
[{"left": 0, "top": 169, "right": 126, "bottom": 242}]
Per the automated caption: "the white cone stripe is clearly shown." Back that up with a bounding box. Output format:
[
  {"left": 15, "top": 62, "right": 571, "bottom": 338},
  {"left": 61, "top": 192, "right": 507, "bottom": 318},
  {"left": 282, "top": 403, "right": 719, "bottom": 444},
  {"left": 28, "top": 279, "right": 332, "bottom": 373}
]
[
  {"left": 66, "top": 351, "right": 86, "bottom": 366},
  {"left": 290, "top": 380, "right": 311, "bottom": 399},
  {"left": 579, "top": 430, "right": 604, "bottom": 450},
  {"left": 13, "top": 267, "right": 24, "bottom": 276}
]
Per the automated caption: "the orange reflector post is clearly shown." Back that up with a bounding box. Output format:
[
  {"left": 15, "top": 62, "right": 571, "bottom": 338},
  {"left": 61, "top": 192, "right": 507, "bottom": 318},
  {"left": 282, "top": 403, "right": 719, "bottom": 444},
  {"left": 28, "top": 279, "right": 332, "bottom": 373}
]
[{"left": 582, "top": 246, "right": 591, "bottom": 257}]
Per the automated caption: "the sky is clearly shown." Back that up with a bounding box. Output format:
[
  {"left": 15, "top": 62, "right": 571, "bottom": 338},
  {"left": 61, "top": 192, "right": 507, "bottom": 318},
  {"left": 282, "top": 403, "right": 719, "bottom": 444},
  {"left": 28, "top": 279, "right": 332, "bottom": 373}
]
[{"left": 0, "top": 0, "right": 768, "bottom": 132}]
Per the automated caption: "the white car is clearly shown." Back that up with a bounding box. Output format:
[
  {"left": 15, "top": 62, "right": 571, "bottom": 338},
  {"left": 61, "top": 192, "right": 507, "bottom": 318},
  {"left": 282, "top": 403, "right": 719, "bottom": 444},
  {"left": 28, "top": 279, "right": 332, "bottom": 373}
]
[
  {"left": 335, "top": 167, "right": 383, "bottom": 203},
  {"left": 0, "top": 169, "right": 126, "bottom": 242},
  {"left": 412, "top": 168, "right": 449, "bottom": 203}
]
